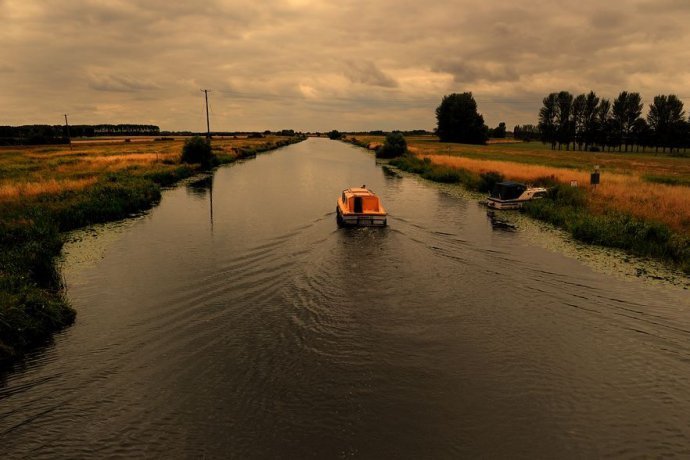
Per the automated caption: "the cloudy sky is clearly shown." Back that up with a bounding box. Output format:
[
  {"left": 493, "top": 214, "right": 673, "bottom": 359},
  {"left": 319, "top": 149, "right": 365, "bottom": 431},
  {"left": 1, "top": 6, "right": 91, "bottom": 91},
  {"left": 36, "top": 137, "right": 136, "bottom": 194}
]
[{"left": 2, "top": 0, "right": 690, "bottom": 132}]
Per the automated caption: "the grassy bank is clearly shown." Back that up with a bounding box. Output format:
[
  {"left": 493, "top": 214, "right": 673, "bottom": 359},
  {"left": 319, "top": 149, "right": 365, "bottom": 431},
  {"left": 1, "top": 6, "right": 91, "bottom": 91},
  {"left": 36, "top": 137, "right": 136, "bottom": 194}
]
[
  {"left": 348, "top": 135, "right": 690, "bottom": 274},
  {"left": 0, "top": 135, "right": 304, "bottom": 366}
]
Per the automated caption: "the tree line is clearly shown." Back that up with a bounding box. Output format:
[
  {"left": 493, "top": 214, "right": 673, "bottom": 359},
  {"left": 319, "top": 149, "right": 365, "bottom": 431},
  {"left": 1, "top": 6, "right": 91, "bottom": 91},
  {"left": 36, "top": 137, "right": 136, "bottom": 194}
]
[
  {"left": 537, "top": 91, "right": 688, "bottom": 153},
  {"left": 0, "top": 124, "right": 161, "bottom": 145}
]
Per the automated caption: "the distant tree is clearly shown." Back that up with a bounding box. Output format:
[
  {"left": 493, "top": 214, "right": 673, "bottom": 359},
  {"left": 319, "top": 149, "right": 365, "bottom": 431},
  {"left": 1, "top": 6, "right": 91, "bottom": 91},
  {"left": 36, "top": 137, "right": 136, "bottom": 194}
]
[
  {"left": 181, "top": 136, "right": 214, "bottom": 166},
  {"left": 632, "top": 118, "right": 652, "bottom": 152},
  {"left": 647, "top": 94, "right": 685, "bottom": 153},
  {"left": 491, "top": 122, "right": 507, "bottom": 138},
  {"left": 683, "top": 120, "right": 690, "bottom": 152},
  {"left": 376, "top": 132, "right": 407, "bottom": 159},
  {"left": 572, "top": 94, "right": 587, "bottom": 149},
  {"left": 328, "top": 130, "right": 343, "bottom": 140},
  {"left": 514, "top": 124, "right": 539, "bottom": 142},
  {"left": 538, "top": 93, "right": 558, "bottom": 149},
  {"left": 555, "top": 91, "right": 574, "bottom": 150},
  {"left": 596, "top": 98, "right": 612, "bottom": 150},
  {"left": 582, "top": 91, "right": 600, "bottom": 150},
  {"left": 435, "top": 92, "right": 488, "bottom": 144},
  {"left": 612, "top": 91, "right": 643, "bottom": 151}
]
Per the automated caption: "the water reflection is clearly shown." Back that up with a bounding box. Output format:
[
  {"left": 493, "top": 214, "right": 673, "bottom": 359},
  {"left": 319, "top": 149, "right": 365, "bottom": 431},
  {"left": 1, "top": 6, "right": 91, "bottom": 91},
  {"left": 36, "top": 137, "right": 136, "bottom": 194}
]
[
  {"left": 185, "top": 175, "right": 213, "bottom": 198},
  {"left": 486, "top": 210, "right": 518, "bottom": 231},
  {"left": 186, "top": 174, "right": 214, "bottom": 231}
]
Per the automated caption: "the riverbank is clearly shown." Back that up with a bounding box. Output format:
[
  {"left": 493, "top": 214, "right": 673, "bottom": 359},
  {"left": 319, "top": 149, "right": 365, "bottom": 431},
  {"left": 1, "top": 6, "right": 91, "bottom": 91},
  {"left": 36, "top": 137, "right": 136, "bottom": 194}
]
[
  {"left": 0, "top": 135, "right": 305, "bottom": 367},
  {"left": 342, "top": 135, "right": 690, "bottom": 275}
]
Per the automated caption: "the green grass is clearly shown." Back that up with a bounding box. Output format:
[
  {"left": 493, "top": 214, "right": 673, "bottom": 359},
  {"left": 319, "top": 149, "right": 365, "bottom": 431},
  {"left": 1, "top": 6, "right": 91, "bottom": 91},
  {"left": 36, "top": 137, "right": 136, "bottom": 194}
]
[
  {"left": 390, "top": 155, "right": 479, "bottom": 187},
  {"left": 643, "top": 174, "right": 690, "bottom": 187},
  {"left": 524, "top": 186, "right": 690, "bottom": 273}
]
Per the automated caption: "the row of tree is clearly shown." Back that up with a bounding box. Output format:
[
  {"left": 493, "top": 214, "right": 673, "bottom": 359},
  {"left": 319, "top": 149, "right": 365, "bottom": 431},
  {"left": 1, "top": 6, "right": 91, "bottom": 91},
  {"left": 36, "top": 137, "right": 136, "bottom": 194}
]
[
  {"left": 0, "top": 124, "right": 161, "bottom": 145},
  {"left": 537, "top": 91, "right": 688, "bottom": 152}
]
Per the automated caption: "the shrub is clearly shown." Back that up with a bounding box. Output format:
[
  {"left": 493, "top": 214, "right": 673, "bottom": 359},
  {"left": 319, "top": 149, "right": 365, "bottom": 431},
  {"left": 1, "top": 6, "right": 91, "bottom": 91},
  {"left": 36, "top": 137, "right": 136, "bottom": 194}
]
[
  {"left": 376, "top": 132, "right": 407, "bottom": 159},
  {"left": 549, "top": 184, "right": 587, "bottom": 208},
  {"left": 477, "top": 171, "right": 504, "bottom": 192},
  {"left": 181, "top": 136, "right": 215, "bottom": 167},
  {"left": 390, "top": 155, "right": 430, "bottom": 174},
  {"left": 422, "top": 166, "right": 461, "bottom": 183}
]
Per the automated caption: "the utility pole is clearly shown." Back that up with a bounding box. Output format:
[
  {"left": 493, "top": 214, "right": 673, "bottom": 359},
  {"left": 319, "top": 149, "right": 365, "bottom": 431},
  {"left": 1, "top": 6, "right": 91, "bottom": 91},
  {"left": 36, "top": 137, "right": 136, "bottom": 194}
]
[
  {"left": 64, "top": 114, "right": 72, "bottom": 150},
  {"left": 201, "top": 89, "right": 211, "bottom": 139}
]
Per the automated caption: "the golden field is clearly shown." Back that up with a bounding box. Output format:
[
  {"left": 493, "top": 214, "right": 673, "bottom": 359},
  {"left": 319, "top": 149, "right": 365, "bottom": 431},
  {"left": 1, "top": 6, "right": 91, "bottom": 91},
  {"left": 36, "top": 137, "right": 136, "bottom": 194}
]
[{"left": 0, "top": 136, "right": 283, "bottom": 202}]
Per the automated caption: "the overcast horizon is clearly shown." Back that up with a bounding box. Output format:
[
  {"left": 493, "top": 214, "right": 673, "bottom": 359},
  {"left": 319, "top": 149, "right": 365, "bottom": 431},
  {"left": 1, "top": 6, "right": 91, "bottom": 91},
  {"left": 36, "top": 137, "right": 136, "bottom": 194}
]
[{"left": 2, "top": 0, "right": 690, "bottom": 132}]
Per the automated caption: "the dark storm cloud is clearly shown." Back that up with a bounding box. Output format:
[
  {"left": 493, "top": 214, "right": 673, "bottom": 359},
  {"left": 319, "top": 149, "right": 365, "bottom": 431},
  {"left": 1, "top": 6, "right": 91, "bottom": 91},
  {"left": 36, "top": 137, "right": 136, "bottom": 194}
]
[
  {"left": 434, "top": 61, "right": 519, "bottom": 84},
  {"left": 343, "top": 61, "right": 398, "bottom": 88},
  {"left": 88, "top": 74, "right": 161, "bottom": 93},
  {"left": 1, "top": 0, "right": 689, "bottom": 130}
]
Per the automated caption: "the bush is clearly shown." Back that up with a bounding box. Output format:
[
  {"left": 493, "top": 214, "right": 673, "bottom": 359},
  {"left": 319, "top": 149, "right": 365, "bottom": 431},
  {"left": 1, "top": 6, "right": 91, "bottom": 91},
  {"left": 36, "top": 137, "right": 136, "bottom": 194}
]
[
  {"left": 549, "top": 184, "right": 587, "bottom": 208},
  {"left": 376, "top": 132, "right": 407, "bottom": 159},
  {"left": 390, "top": 155, "right": 430, "bottom": 174},
  {"left": 477, "top": 171, "right": 504, "bottom": 192},
  {"left": 328, "top": 130, "right": 343, "bottom": 140},
  {"left": 181, "top": 136, "right": 215, "bottom": 167},
  {"left": 422, "top": 166, "right": 461, "bottom": 183}
]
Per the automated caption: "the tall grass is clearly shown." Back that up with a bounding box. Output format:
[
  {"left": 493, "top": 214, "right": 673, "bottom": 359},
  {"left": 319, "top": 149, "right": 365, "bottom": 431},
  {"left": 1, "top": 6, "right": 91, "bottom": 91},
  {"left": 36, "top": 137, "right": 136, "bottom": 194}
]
[{"left": 0, "top": 178, "right": 98, "bottom": 201}]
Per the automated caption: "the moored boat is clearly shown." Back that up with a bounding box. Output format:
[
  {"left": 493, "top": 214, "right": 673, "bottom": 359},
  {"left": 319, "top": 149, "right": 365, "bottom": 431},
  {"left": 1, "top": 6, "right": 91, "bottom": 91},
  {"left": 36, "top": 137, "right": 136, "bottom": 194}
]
[
  {"left": 487, "top": 181, "right": 548, "bottom": 210},
  {"left": 336, "top": 186, "right": 387, "bottom": 226}
]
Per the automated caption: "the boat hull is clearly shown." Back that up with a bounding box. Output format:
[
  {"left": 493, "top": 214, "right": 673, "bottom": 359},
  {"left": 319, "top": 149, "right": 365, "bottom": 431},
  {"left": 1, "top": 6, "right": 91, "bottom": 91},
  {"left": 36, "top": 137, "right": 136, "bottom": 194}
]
[
  {"left": 486, "top": 198, "right": 526, "bottom": 210},
  {"left": 336, "top": 207, "right": 387, "bottom": 227}
]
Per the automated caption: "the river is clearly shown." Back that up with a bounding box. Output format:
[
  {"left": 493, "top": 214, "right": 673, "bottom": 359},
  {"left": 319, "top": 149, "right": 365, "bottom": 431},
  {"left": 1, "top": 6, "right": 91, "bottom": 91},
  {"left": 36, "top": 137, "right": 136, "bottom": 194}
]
[{"left": 1, "top": 138, "right": 689, "bottom": 458}]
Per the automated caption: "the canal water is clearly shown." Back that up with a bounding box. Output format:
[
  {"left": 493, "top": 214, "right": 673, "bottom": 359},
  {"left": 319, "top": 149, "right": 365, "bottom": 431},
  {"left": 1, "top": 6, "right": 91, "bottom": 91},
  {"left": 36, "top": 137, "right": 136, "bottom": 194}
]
[{"left": 1, "top": 138, "right": 689, "bottom": 458}]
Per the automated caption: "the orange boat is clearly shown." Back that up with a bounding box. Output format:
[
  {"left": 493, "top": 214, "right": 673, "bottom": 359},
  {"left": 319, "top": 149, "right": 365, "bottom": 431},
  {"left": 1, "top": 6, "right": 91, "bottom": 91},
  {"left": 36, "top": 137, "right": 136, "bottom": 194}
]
[{"left": 336, "top": 186, "right": 387, "bottom": 227}]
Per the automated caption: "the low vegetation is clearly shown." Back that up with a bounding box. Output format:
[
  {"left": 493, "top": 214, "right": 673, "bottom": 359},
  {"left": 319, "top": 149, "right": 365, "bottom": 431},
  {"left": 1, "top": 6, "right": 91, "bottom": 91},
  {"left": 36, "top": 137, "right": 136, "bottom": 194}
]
[
  {"left": 375, "top": 132, "right": 407, "bottom": 159},
  {"left": 0, "top": 135, "right": 305, "bottom": 366},
  {"left": 181, "top": 136, "right": 214, "bottom": 166}
]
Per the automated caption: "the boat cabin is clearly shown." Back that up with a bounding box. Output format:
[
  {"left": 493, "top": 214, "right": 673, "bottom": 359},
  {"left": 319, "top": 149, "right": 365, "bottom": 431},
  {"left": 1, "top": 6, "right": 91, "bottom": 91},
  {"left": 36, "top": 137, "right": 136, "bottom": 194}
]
[
  {"left": 336, "top": 187, "right": 387, "bottom": 226},
  {"left": 487, "top": 181, "right": 548, "bottom": 210},
  {"left": 490, "top": 181, "right": 527, "bottom": 200}
]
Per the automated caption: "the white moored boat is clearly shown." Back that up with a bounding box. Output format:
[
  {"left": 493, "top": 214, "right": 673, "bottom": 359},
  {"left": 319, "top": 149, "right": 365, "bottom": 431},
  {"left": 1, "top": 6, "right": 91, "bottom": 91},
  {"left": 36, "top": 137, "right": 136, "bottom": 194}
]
[{"left": 487, "top": 181, "right": 548, "bottom": 210}]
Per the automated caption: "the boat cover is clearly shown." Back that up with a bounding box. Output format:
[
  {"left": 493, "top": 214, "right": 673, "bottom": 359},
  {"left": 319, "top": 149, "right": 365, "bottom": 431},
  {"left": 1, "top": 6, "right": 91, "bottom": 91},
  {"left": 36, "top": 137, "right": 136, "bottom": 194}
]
[{"left": 490, "top": 181, "right": 527, "bottom": 200}]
